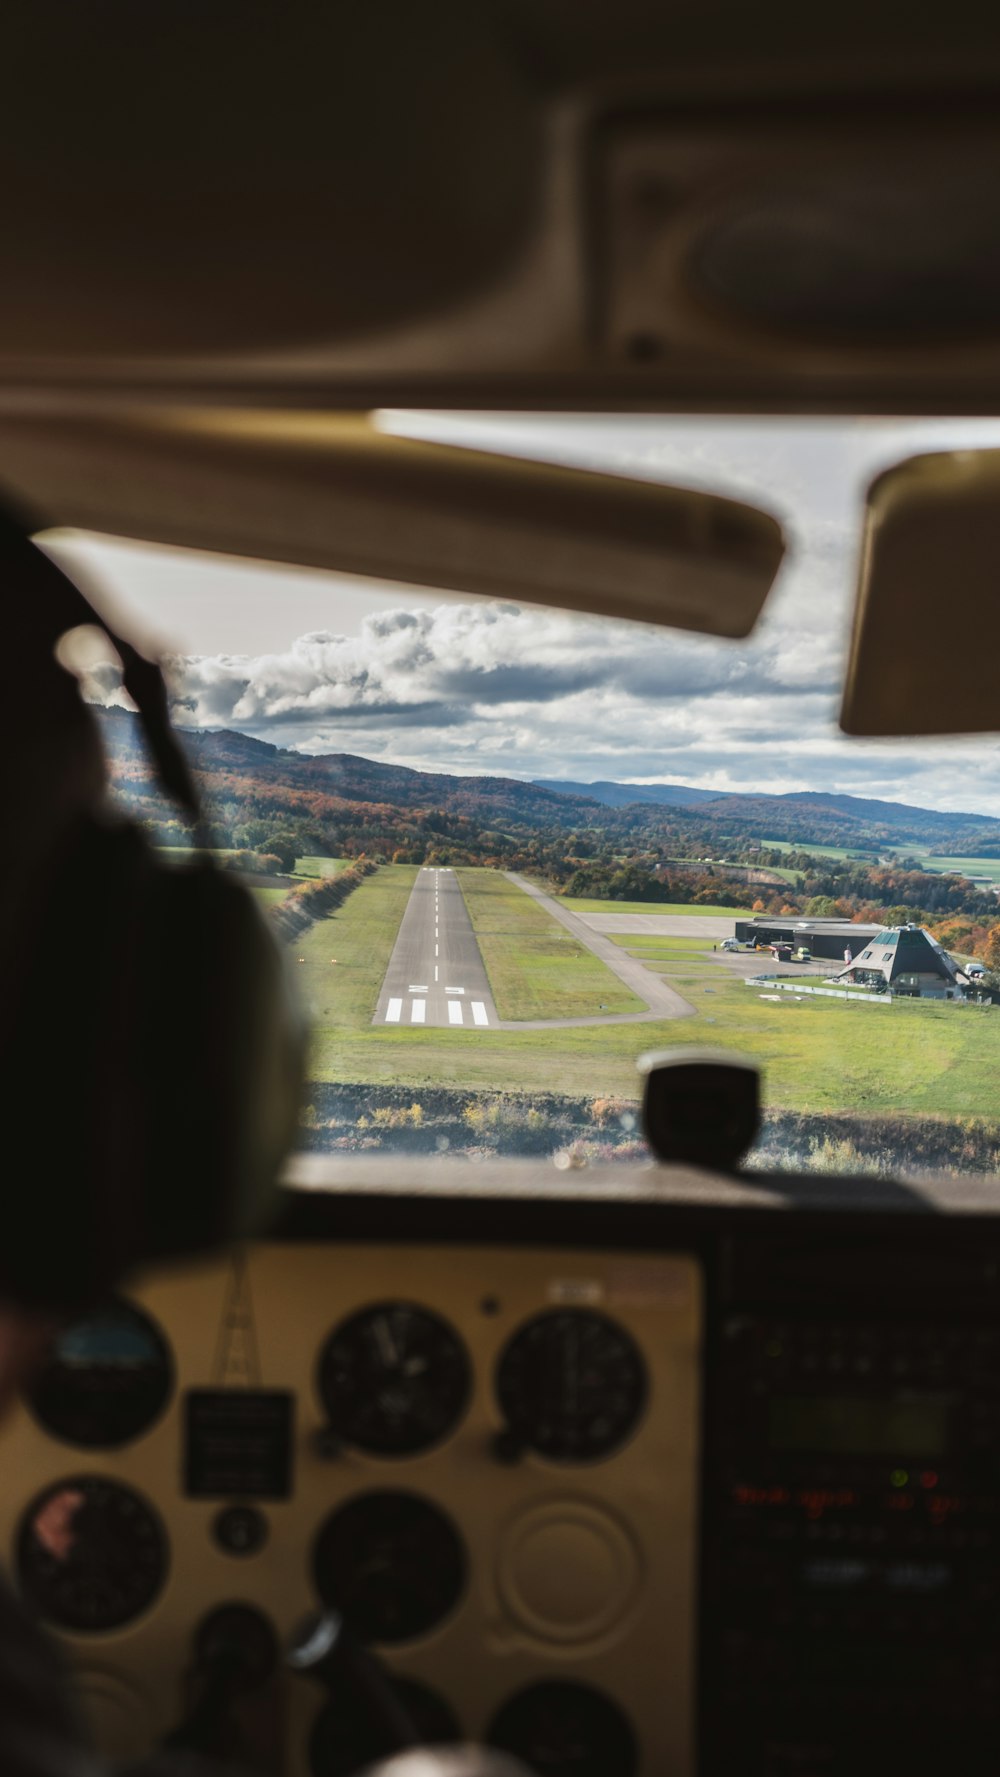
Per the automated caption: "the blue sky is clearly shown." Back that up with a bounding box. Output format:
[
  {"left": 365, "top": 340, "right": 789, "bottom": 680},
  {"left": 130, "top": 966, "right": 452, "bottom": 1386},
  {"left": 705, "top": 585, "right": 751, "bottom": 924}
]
[{"left": 47, "top": 415, "right": 1000, "bottom": 816}]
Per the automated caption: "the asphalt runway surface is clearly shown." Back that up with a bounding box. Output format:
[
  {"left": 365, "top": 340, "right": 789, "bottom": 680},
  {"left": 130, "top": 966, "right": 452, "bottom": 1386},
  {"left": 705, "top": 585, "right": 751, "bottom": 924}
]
[{"left": 373, "top": 868, "right": 499, "bottom": 1029}]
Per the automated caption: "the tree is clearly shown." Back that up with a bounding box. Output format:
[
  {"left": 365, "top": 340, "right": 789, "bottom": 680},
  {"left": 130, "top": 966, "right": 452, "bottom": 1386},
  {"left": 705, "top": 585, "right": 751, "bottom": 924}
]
[
  {"left": 804, "top": 895, "right": 838, "bottom": 917},
  {"left": 264, "top": 833, "right": 299, "bottom": 873}
]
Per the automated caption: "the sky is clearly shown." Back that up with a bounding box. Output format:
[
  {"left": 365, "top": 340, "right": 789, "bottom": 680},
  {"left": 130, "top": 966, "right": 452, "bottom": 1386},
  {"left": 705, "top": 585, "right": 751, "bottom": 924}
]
[{"left": 46, "top": 414, "right": 1000, "bottom": 817}]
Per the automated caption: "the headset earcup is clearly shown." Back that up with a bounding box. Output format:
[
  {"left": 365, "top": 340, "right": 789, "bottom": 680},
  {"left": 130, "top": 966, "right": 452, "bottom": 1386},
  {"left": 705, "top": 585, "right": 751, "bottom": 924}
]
[
  {"left": 0, "top": 818, "right": 306, "bottom": 1310},
  {"left": 137, "top": 855, "right": 308, "bottom": 1264}
]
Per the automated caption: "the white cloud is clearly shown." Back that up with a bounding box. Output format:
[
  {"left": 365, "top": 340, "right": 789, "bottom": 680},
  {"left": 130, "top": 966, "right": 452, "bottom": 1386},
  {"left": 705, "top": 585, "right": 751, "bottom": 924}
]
[
  {"left": 145, "top": 584, "right": 1000, "bottom": 816},
  {"left": 69, "top": 415, "right": 1000, "bottom": 817}
]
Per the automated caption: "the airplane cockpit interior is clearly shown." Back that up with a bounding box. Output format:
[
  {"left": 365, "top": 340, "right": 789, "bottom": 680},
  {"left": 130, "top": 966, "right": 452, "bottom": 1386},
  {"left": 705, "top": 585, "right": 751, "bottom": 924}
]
[{"left": 5, "top": 8, "right": 1000, "bottom": 1776}]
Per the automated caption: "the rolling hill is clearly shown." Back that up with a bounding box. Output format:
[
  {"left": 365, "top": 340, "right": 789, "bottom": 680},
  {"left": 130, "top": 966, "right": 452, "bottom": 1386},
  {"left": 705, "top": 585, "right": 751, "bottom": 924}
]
[{"left": 97, "top": 708, "right": 1000, "bottom": 855}]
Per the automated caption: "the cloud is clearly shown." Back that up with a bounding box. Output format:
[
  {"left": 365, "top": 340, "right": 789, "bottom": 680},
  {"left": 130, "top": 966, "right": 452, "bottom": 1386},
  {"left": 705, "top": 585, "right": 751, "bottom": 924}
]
[
  {"left": 131, "top": 584, "right": 1000, "bottom": 817},
  {"left": 76, "top": 414, "right": 1000, "bottom": 817}
]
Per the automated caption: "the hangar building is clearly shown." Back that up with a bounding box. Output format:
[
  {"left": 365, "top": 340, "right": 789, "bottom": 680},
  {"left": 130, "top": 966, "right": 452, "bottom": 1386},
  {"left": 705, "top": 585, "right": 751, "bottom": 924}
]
[{"left": 733, "top": 916, "right": 881, "bottom": 961}]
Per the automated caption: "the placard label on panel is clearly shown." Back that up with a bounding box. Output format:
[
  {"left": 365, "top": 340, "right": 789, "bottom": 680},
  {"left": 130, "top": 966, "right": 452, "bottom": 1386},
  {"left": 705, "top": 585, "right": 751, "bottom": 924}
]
[
  {"left": 548, "top": 1278, "right": 605, "bottom": 1305},
  {"left": 184, "top": 1390, "right": 293, "bottom": 1498}
]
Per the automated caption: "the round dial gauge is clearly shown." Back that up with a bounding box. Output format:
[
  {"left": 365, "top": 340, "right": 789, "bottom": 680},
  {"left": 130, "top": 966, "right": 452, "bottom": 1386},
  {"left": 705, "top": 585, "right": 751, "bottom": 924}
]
[
  {"left": 488, "top": 1681, "right": 638, "bottom": 1777},
  {"left": 310, "top": 1676, "right": 459, "bottom": 1777},
  {"left": 18, "top": 1477, "right": 168, "bottom": 1633},
  {"left": 313, "top": 1491, "right": 466, "bottom": 1644},
  {"left": 496, "top": 1309, "right": 647, "bottom": 1462},
  {"left": 27, "top": 1301, "right": 172, "bottom": 1450},
  {"left": 317, "top": 1302, "right": 470, "bottom": 1456}
]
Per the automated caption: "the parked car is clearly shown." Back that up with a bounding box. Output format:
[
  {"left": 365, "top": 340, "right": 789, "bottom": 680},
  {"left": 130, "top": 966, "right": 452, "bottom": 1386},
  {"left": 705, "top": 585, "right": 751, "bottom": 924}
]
[{"left": 793, "top": 947, "right": 813, "bottom": 963}]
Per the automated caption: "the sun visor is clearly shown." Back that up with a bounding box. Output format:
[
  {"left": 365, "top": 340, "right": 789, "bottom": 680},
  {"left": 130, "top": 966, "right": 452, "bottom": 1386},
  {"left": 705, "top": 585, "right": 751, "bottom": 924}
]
[
  {"left": 841, "top": 449, "right": 1000, "bottom": 736},
  {"left": 0, "top": 409, "right": 783, "bottom": 637}
]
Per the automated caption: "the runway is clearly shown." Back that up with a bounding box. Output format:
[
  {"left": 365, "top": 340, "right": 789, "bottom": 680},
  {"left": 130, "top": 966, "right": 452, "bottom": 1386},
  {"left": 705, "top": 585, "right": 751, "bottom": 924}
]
[{"left": 373, "top": 868, "right": 499, "bottom": 1030}]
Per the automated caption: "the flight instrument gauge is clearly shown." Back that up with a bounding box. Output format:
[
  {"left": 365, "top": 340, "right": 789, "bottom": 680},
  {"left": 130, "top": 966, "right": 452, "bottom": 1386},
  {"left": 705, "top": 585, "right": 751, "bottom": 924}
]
[
  {"left": 27, "top": 1300, "right": 172, "bottom": 1449},
  {"left": 496, "top": 1309, "right": 647, "bottom": 1462},
  {"left": 317, "top": 1302, "right": 470, "bottom": 1455},
  {"left": 313, "top": 1491, "right": 466, "bottom": 1643},
  {"left": 488, "top": 1681, "right": 638, "bottom": 1777},
  {"left": 18, "top": 1477, "right": 168, "bottom": 1632}
]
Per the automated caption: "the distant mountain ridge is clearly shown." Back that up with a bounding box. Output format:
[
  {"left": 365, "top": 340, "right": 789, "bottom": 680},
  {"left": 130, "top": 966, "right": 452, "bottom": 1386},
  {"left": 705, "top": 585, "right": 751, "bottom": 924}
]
[
  {"left": 533, "top": 778, "right": 721, "bottom": 808},
  {"left": 95, "top": 708, "right": 1000, "bottom": 853},
  {"left": 533, "top": 775, "right": 995, "bottom": 844}
]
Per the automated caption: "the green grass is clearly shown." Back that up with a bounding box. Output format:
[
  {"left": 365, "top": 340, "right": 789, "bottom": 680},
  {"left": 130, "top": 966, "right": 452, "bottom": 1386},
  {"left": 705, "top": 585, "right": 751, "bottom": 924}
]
[
  {"left": 560, "top": 897, "right": 749, "bottom": 919},
  {"left": 294, "top": 856, "right": 347, "bottom": 879},
  {"left": 297, "top": 865, "right": 1000, "bottom": 1128},
  {"left": 295, "top": 865, "right": 417, "bottom": 1031},
  {"left": 609, "top": 934, "right": 719, "bottom": 952},
  {"left": 308, "top": 987, "right": 1000, "bottom": 1119},
  {"left": 307, "top": 939, "right": 1000, "bottom": 1125},
  {"left": 156, "top": 845, "right": 242, "bottom": 861},
  {"left": 762, "top": 836, "right": 1000, "bottom": 884},
  {"left": 913, "top": 855, "right": 1000, "bottom": 883},
  {"left": 457, "top": 869, "right": 643, "bottom": 1019},
  {"left": 761, "top": 838, "right": 881, "bottom": 863},
  {"left": 252, "top": 886, "right": 294, "bottom": 907}
]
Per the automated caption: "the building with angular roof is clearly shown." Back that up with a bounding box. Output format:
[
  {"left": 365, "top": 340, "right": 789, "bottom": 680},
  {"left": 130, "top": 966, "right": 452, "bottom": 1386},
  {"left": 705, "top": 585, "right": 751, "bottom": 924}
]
[{"left": 834, "top": 924, "right": 968, "bottom": 998}]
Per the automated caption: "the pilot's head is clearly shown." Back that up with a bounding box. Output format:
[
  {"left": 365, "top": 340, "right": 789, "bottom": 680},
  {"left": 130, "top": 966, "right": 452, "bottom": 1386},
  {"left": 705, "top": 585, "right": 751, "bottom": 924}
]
[{"left": 0, "top": 504, "right": 306, "bottom": 1333}]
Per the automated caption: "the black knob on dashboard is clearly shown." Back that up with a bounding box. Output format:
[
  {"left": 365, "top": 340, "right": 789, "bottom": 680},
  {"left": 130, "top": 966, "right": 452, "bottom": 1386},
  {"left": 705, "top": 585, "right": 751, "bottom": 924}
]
[
  {"left": 287, "top": 1610, "right": 419, "bottom": 1755},
  {"left": 165, "top": 1604, "right": 278, "bottom": 1758},
  {"left": 637, "top": 1047, "right": 760, "bottom": 1171}
]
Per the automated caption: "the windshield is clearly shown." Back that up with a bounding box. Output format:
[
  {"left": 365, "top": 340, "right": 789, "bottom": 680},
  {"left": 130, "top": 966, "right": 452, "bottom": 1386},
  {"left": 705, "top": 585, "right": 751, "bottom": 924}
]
[{"left": 51, "top": 415, "right": 1000, "bottom": 1183}]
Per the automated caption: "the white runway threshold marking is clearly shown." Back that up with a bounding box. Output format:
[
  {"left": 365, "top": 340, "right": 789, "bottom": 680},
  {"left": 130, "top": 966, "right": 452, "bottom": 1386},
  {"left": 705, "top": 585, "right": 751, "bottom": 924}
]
[
  {"left": 448, "top": 1001, "right": 464, "bottom": 1025},
  {"left": 386, "top": 998, "right": 402, "bottom": 1023},
  {"left": 472, "top": 1001, "right": 488, "bottom": 1026},
  {"left": 411, "top": 999, "right": 426, "bottom": 1024}
]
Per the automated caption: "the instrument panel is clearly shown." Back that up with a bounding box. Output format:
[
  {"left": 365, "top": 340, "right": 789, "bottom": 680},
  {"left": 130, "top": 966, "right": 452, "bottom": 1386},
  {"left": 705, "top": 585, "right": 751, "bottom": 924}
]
[{"left": 0, "top": 1241, "right": 703, "bottom": 1776}]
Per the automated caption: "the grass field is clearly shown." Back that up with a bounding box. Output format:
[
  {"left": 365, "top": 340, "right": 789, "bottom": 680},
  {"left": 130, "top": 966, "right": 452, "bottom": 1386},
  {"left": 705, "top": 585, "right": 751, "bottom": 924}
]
[
  {"left": 760, "top": 838, "right": 1000, "bottom": 886},
  {"left": 295, "top": 864, "right": 417, "bottom": 1031},
  {"left": 457, "top": 869, "right": 643, "bottom": 1019},
  {"left": 292, "top": 866, "right": 1000, "bottom": 1124},
  {"left": 294, "top": 856, "right": 348, "bottom": 879},
  {"left": 761, "top": 838, "right": 882, "bottom": 863},
  {"left": 308, "top": 983, "right": 1000, "bottom": 1117},
  {"left": 913, "top": 855, "right": 1000, "bottom": 883},
  {"left": 254, "top": 855, "right": 347, "bottom": 905},
  {"left": 560, "top": 896, "right": 750, "bottom": 919}
]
